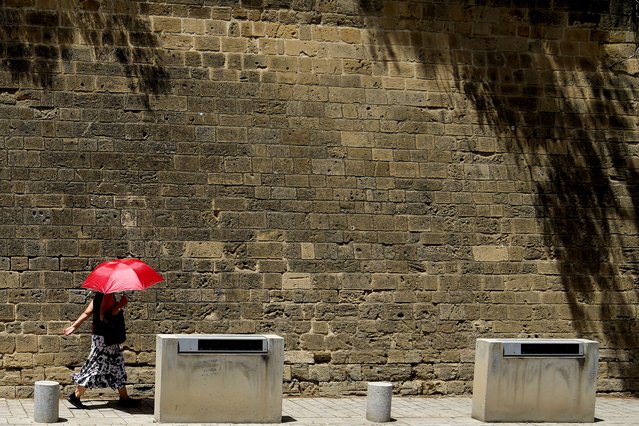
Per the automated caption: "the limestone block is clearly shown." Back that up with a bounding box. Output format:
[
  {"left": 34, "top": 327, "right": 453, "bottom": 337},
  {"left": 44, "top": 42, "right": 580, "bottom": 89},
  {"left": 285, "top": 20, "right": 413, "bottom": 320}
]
[
  {"left": 247, "top": 242, "right": 283, "bottom": 258},
  {"left": 183, "top": 241, "right": 224, "bottom": 258},
  {"left": 0, "top": 335, "right": 16, "bottom": 353},
  {"left": 282, "top": 272, "right": 311, "bottom": 289},
  {"left": 300, "top": 333, "right": 326, "bottom": 350},
  {"left": 0, "top": 304, "right": 15, "bottom": 321},
  {"left": 0, "top": 387, "right": 15, "bottom": 399},
  {"left": 472, "top": 246, "right": 509, "bottom": 262},
  {"left": 15, "top": 335, "right": 36, "bottom": 353},
  {"left": 0, "top": 271, "right": 20, "bottom": 288},
  {"left": 285, "top": 350, "right": 315, "bottom": 364}
]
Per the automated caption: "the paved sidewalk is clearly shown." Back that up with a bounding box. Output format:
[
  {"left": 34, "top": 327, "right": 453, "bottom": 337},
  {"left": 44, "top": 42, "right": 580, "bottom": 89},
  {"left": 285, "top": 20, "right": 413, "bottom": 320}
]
[{"left": 1, "top": 396, "right": 638, "bottom": 425}]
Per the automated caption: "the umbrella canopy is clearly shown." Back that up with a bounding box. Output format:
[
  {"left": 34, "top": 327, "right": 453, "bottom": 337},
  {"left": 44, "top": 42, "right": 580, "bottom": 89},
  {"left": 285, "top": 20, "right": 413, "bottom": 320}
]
[{"left": 81, "top": 258, "right": 164, "bottom": 294}]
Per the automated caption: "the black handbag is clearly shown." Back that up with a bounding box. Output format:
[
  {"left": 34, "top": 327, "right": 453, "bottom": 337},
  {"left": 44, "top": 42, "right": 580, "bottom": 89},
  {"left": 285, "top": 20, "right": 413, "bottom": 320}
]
[{"left": 103, "top": 310, "right": 126, "bottom": 346}]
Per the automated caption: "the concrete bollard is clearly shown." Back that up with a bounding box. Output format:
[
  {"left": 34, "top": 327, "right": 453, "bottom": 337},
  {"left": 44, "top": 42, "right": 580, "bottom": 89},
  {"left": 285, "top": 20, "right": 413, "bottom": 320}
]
[
  {"left": 366, "top": 381, "right": 392, "bottom": 422},
  {"left": 34, "top": 381, "right": 59, "bottom": 423}
]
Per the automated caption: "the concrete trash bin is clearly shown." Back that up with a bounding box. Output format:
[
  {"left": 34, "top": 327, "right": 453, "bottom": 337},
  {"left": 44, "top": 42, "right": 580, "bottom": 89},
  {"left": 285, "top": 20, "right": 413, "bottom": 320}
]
[
  {"left": 472, "top": 338, "right": 598, "bottom": 423},
  {"left": 154, "top": 334, "right": 284, "bottom": 423}
]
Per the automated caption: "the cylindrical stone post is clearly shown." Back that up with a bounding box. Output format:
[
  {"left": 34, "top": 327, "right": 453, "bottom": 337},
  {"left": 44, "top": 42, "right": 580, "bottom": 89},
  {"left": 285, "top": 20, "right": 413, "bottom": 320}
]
[
  {"left": 34, "top": 381, "right": 59, "bottom": 423},
  {"left": 366, "top": 381, "right": 392, "bottom": 422}
]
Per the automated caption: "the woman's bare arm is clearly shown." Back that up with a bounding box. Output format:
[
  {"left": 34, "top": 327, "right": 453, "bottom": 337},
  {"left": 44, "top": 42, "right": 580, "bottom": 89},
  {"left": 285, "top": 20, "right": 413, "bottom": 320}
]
[{"left": 63, "top": 299, "right": 94, "bottom": 335}]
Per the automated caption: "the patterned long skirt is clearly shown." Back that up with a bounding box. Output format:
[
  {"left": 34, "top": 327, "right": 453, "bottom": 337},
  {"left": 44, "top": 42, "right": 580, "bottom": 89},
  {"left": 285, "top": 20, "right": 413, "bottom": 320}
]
[{"left": 72, "top": 335, "right": 127, "bottom": 390}]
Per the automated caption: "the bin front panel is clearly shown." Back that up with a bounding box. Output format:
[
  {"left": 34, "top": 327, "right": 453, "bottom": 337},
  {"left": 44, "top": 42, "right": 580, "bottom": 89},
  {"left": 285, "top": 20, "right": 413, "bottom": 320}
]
[
  {"left": 472, "top": 338, "right": 598, "bottom": 423},
  {"left": 155, "top": 334, "right": 283, "bottom": 424}
]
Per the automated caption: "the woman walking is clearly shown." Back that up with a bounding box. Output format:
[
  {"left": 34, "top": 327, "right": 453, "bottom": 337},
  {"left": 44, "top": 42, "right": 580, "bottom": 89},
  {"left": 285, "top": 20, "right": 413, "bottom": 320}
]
[{"left": 64, "top": 291, "right": 139, "bottom": 408}]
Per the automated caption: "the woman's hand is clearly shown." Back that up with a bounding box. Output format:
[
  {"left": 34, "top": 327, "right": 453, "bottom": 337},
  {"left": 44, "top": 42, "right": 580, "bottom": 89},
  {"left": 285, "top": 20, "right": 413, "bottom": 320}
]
[
  {"left": 118, "top": 294, "right": 129, "bottom": 309},
  {"left": 64, "top": 300, "right": 92, "bottom": 335},
  {"left": 109, "top": 294, "right": 128, "bottom": 315}
]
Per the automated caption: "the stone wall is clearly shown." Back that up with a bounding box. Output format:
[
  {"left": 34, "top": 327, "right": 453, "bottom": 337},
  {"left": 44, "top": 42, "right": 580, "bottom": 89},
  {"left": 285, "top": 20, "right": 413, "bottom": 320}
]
[{"left": 1, "top": 0, "right": 639, "bottom": 397}]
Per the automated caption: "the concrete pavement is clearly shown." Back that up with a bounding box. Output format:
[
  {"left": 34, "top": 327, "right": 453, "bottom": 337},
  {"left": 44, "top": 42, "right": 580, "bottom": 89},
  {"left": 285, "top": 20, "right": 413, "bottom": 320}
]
[{"left": 1, "top": 396, "right": 638, "bottom": 425}]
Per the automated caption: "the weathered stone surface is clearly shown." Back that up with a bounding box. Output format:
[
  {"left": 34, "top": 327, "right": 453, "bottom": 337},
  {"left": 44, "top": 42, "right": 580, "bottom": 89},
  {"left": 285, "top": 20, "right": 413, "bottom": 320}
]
[{"left": 0, "top": 0, "right": 637, "bottom": 398}]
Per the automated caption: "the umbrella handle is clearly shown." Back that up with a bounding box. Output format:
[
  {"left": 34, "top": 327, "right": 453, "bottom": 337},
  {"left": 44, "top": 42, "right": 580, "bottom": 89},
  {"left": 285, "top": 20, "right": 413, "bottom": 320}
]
[{"left": 118, "top": 291, "right": 133, "bottom": 301}]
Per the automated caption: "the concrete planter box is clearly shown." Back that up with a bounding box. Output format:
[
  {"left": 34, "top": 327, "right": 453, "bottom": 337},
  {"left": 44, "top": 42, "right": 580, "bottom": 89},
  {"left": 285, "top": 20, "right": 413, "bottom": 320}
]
[
  {"left": 155, "top": 334, "right": 284, "bottom": 423},
  {"left": 472, "top": 338, "right": 598, "bottom": 423}
]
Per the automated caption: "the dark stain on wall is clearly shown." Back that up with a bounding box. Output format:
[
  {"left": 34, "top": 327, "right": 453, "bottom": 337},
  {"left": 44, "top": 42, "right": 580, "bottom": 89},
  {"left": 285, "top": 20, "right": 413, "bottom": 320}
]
[
  {"left": 455, "top": 0, "right": 639, "bottom": 391},
  {"left": 0, "top": 1, "right": 168, "bottom": 95},
  {"left": 362, "top": 0, "right": 639, "bottom": 392}
]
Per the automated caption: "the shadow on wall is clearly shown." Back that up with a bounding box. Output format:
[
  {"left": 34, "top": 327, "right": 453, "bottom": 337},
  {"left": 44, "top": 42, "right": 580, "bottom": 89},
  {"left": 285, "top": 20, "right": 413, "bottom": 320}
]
[
  {"left": 0, "top": 0, "right": 168, "bottom": 94},
  {"left": 450, "top": 0, "right": 639, "bottom": 393},
  {"left": 362, "top": 0, "right": 639, "bottom": 392}
]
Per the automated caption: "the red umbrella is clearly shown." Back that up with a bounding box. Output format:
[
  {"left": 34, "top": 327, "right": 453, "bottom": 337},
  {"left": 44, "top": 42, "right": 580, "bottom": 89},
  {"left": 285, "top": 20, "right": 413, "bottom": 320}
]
[{"left": 81, "top": 258, "right": 164, "bottom": 294}]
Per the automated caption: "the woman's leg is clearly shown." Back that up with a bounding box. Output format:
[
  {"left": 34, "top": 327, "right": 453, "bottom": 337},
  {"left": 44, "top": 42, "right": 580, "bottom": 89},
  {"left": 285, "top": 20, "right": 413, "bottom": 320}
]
[
  {"left": 67, "top": 385, "right": 87, "bottom": 408},
  {"left": 74, "top": 385, "right": 86, "bottom": 399},
  {"left": 117, "top": 386, "right": 129, "bottom": 399},
  {"left": 117, "top": 385, "right": 140, "bottom": 407}
]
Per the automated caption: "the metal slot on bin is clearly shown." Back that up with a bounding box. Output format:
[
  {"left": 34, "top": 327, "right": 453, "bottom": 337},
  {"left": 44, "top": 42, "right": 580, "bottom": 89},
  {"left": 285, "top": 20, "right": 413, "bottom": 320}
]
[
  {"left": 503, "top": 341, "right": 584, "bottom": 357},
  {"left": 178, "top": 336, "right": 268, "bottom": 354},
  {"left": 472, "top": 338, "right": 598, "bottom": 423}
]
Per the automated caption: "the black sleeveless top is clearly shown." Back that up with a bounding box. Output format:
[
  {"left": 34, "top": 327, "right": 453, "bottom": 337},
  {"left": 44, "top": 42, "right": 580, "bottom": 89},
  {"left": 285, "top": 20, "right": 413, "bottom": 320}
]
[{"left": 92, "top": 292, "right": 108, "bottom": 336}]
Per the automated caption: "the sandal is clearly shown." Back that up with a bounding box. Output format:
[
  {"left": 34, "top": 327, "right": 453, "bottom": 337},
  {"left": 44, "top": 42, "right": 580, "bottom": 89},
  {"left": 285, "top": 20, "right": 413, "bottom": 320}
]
[{"left": 67, "top": 392, "right": 86, "bottom": 409}]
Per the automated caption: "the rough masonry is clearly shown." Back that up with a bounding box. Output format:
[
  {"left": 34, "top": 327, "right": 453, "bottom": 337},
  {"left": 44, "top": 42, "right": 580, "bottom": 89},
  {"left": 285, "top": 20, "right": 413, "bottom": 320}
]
[{"left": 0, "top": 0, "right": 638, "bottom": 397}]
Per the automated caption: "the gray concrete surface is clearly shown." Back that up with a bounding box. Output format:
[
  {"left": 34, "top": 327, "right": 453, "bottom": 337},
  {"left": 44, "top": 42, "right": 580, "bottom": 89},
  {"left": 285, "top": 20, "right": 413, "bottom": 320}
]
[
  {"left": 472, "top": 338, "right": 598, "bottom": 422},
  {"left": 155, "top": 334, "right": 284, "bottom": 423},
  {"left": 0, "top": 396, "right": 638, "bottom": 425},
  {"left": 33, "top": 381, "right": 60, "bottom": 423}
]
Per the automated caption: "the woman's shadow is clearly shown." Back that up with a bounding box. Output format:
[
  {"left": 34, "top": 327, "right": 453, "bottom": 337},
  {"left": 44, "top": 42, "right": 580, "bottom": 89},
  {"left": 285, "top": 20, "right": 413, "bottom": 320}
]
[{"left": 74, "top": 397, "right": 155, "bottom": 415}]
